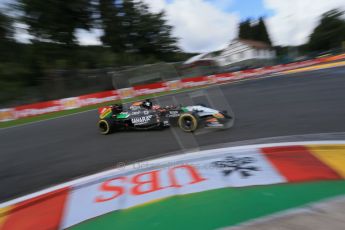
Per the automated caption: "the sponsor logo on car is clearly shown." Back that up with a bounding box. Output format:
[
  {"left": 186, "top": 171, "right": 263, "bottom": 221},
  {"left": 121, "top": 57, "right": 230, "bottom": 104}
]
[
  {"left": 167, "top": 110, "right": 180, "bottom": 118},
  {"left": 131, "top": 115, "right": 153, "bottom": 125},
  {"left": 130, "top": 111, "right": 141, "bottom": 115}
]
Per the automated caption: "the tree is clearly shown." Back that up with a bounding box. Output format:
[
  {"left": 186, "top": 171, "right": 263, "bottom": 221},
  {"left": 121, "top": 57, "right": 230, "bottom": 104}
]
[
  {"left": 239, "top": 19, "right": 252, "bottom": 40},
  {"left": 255, "top": 17, "right": 272, "bottom": 45},
  {"left": 99, "top": 0, "right": 124, "bottom": 52},
  {"left": 308, "top": 9, "right": 345, "bottom": 52},
  {"left": 151, "top": 12, "right": 179, "bottom": 55},
  {"left": 98, "top": 0, "right": 178, "bottom": 57},
  {"left": 134, "top": 2, "right": 178, "bottom": 56},
  {"left": 18, "top": 0, "right": 93, "bottom": 45},
  {"left": 238, "top": 17, "right": 272, "bottom": 45},
  {"left": 0, "top": 11, "right": 14, "bottom": 42},
  {"left": 0, "top": 11, "right": 19, "bottom": 63}
]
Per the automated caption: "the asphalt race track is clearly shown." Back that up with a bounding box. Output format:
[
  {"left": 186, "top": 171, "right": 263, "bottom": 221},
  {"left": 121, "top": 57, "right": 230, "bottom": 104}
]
[{"left": 1, "top": 67, "right": 345, "bottom": 202}]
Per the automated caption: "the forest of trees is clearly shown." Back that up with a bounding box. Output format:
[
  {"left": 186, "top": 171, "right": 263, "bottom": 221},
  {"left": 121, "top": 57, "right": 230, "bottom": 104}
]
[
  {"left": 17, "top": 0, "right": 180, "bottom": 57},
  {"left": 0, "top": 0, "right": 191, "bottom": 104}
]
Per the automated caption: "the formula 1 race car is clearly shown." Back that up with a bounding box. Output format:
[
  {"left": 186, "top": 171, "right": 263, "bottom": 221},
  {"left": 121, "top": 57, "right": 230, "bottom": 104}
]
[{"left": 98, "top": 100, "right": 234, "bottom": 135}]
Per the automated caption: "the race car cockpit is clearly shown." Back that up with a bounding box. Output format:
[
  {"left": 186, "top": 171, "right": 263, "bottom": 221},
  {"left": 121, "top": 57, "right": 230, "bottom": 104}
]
[{"left": 129, "top": 99, "right": 153, "bottom": 110}]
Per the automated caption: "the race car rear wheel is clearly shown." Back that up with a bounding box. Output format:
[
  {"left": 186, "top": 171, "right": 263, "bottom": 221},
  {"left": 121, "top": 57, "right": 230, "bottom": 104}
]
[
  {"left": 178, "top": 113, "right": 198, "bottom": 132},
  {"left": 98, "top": 119, "right": 114, "bottom": 135}
]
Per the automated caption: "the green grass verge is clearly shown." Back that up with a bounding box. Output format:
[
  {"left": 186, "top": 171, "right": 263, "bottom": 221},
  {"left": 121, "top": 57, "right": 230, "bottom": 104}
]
[
  {"left": 0, "top": 87, "right": 206, "bottom": 129},
  {"left": 71, "top": 180, "right": 345, "bottom": 230}
]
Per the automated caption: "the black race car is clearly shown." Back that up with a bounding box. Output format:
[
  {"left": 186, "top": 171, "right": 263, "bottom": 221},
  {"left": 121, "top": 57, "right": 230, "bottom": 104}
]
[{"left": 98, "top": 100, "right": 234, "bottom": 135}]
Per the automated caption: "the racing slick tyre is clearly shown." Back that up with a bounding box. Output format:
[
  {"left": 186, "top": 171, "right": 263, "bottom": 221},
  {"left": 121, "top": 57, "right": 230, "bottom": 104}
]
[
  {"left": 178, "top": 113, "right": 198, "bottom": 132},
  {"left": 98, "top": 118, "right": 114, "bottom": 135}
]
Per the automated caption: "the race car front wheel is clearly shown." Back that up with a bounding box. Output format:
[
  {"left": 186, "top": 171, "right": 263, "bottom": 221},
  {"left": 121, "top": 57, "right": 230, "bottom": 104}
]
[
  {"left": 178, "top": 113, "right": 198, "bottom": 132},
  {"left": 98, "top": 119, "right": 114, "bottom": 135}
]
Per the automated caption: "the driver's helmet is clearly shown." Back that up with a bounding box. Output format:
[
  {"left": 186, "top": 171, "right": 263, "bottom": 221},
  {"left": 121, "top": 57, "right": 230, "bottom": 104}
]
[
  {"left": 142, "top": 99, "right": 153, "bottom": 109},
  {"left": 111, "top": 104, "right": 123, "bottom": 114}
]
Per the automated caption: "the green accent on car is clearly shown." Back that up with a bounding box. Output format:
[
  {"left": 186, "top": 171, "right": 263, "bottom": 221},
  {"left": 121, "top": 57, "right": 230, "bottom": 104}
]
[
  {"left": 181, "top": 107, "right": 189, "bottom": 113},
  {"left": 116, "top": 113, "right": 129, "bottom": 119},
  {"left": 72, "top": 181, "right": 345, "bottom": 230}
]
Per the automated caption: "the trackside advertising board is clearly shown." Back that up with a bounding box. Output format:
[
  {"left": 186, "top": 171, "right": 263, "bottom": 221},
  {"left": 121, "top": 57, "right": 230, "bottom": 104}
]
[
  {"left": 0, "top": 90, "right": 120, "bottom": 121},
  {"left": 1, "top": 142, "right": 345, "bottom": 229},
  {"left": 0, "top": 56, "right": 340, "bottom": 122}
]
